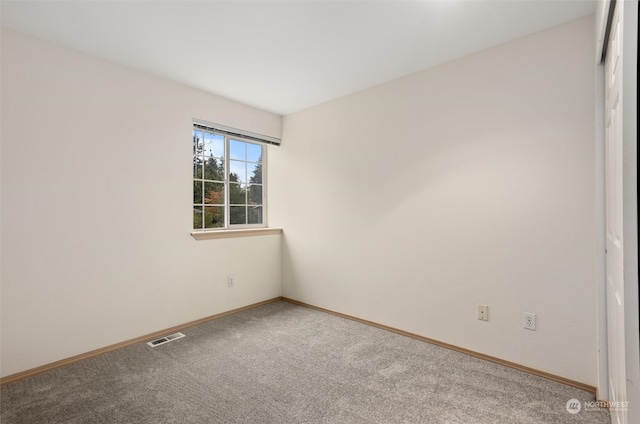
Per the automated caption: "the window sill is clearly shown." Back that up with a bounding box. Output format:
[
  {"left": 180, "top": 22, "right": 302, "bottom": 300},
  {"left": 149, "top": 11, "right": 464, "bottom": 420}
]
[{"left": 191, "top": 228, "right": 282, "bottom": 241}]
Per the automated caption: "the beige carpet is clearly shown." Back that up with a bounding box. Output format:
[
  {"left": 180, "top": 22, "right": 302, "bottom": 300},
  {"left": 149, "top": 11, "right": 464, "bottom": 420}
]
[{"left": 0, "top": 301, "right": 610, "bottom": 423}]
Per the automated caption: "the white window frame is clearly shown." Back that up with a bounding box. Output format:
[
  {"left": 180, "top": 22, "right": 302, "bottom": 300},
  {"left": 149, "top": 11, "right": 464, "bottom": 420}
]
[{"left": 193, "top": 122, "right": 270, "bottom": 231}]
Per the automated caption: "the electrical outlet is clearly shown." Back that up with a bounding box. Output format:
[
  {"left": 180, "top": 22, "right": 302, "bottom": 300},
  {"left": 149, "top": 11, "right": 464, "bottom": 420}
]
[
  {"left": 523, "top": 312, "right": 536, "bottom": 330},
  {"left": 477, "top": 304, "right": 488, "bottom": 321},
  {"left": 228, "top": 275, "right": 235, "bottom": 288}
]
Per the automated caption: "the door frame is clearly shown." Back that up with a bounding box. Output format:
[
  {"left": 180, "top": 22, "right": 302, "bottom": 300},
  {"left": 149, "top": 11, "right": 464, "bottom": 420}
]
[{"left": 595, "top": 1, "right": 639, "bottom": 422}]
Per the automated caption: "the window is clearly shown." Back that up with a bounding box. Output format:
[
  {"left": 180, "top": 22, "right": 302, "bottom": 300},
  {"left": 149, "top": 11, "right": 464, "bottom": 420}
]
[{"left": 193, "top": 125, "right": 266, "bottom": 230}]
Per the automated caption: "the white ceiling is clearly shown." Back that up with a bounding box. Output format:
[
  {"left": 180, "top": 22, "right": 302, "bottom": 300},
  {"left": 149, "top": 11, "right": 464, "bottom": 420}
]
[{"left": 1, "top": 0, "right": 596, "bottom": 115}]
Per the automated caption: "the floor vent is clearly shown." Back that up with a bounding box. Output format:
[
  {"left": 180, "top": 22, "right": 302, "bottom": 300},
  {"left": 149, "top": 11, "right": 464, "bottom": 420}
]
[{"left": 147, "top": 332, "right": 185, "bottom": 347}]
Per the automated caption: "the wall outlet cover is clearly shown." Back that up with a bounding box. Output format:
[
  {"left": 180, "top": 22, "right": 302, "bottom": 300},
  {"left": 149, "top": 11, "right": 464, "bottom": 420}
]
[
  {"left": 477, "top": 304, "right": 489, "bottom": 321},
  {"left": 523, "top": 312, "right": 536, "bottom": 330}
]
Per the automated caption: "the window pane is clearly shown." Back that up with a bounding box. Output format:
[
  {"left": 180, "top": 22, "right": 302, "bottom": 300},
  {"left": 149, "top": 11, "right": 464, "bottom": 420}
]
[
  {"left": 193, "top": 206, "right": 204, "bottom": 229},
  {"left": 230, "top": 206, "right": 246, "bottom": 225},
  {"left": 193, "top": 158, "right": 203, "bottom": 178},
  {"left": 204, "top": 206, "right": 224, "bottom": 228},
  {"left": 204, "top": 182, "right": 224, "bottom": 204},
  {"left": 229, "top": 160, "right": 247, "bottom": 182},
  {"left": 193, "top": 130, "right": 203, "bottom": 157},
  {"left": 229, "top": 182, "right": 246, "bottom": 204},
  {"left": 248, "top": 185, "right": 262, "bottom": 205},
  {"left": 203, "top": 157, "right": 224, "bottom": 181},
  {"left": 229, "top": 139, "right": 246, "bottom": 160},
  {"left": 204, "top": 132, "right": 224, "bottom": 158},
  {"left": 248, "top": 161, "right": 262, "bottom": 184},
  {"left": 193, "top": 181, "right": 203, "bottom": 203},
  {"left": 248, "top": 206, "right": 263, "bottom": 225},
  {"left": 247, "top": 143, "right": 262, "bottom": 163}
]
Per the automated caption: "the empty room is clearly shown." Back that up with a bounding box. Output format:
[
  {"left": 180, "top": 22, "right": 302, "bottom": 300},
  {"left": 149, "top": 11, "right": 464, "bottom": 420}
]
[{"left": 0, "top": 1, "right": 638, "bottom": 423}]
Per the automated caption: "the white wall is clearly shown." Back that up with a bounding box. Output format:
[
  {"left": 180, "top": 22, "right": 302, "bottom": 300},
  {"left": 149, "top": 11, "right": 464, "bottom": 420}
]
[
  {"left": 0, "top": 29, "right": 282, "bottom": 378},
  {"left": 271, "top": 16, "right": 597, "bottom": 385}
]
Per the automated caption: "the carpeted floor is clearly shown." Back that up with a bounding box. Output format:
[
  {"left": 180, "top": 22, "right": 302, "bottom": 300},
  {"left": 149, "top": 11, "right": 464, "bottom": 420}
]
[{"left": 1, "top": 301, "right": 610, "bottom": 423}]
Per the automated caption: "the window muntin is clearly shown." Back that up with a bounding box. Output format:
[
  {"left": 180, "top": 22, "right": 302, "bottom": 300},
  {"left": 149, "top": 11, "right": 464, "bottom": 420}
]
[{"left": 193, "top": 129, "right": 265, "bottom": 230}]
